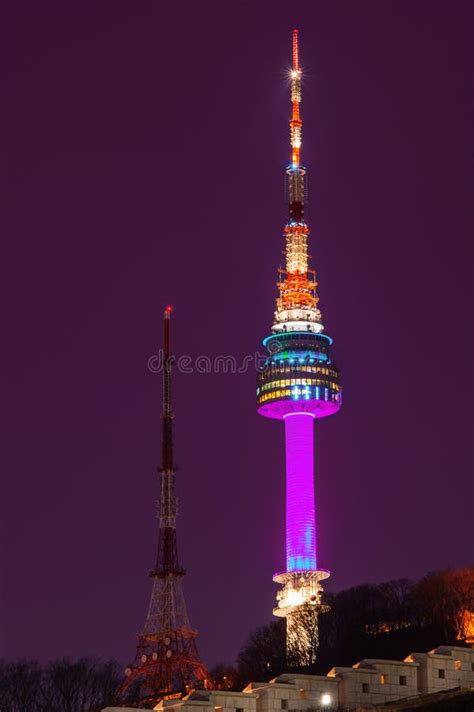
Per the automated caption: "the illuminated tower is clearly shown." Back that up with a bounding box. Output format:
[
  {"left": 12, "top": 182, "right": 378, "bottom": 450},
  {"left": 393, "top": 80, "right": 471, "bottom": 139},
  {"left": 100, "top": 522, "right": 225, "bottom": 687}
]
[
  {"left": 120, "top": 307, "right": 209, "bottom": 705},
  {"left": 256, "top": 30, "right": 342, "bottom": 665}
]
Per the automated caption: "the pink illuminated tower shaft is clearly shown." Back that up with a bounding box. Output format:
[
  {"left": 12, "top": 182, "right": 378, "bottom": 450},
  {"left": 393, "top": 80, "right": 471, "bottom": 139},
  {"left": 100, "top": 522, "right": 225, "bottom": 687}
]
[{"left": 285, "top": 414, "right": 317, "bottom": 572}]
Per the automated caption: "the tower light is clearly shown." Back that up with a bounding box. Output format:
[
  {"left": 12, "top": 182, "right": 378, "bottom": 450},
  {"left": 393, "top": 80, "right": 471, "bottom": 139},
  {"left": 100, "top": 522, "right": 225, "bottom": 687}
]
[{"left": 256, "top": 30, "right": 342, "bottom": 666}]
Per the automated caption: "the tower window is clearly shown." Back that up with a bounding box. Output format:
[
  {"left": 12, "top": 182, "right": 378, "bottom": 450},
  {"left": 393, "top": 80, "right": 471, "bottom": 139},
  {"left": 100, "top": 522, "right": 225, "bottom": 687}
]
[
  {"left": 454, "top": 660, "right": 462, "bottom": 671},
  {"left": 281, "top": 701, "right": 288, "bottom": 710},
  {"left": 362, "top": 683, "right": 369, "bottom": 693},
  {"left": 380, "top": 674, "right": 388, "bottom": 685},
  {"left": 438, "top": 669, "right": 445, "bottom": 679},
  {"left": 399, "top": 675, "right": 407, "bottom": 686}
]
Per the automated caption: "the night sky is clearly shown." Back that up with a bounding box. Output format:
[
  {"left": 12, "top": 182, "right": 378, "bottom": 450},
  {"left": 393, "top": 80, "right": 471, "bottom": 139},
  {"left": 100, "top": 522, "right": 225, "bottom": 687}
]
[{"left": 4, "top": 2, "right": 472, "bottom": 669}]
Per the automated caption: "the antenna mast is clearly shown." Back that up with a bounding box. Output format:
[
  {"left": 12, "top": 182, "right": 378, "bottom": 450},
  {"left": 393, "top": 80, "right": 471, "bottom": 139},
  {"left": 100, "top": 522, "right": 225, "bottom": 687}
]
[{"left": 120, "top": 307, "right": 208, "bottom": 705}]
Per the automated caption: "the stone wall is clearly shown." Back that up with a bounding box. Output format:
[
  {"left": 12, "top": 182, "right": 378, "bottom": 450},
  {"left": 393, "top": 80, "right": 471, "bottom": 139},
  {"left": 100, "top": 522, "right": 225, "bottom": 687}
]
[{"left": 102, "top": 645, "right": 474, "bottom": 712}]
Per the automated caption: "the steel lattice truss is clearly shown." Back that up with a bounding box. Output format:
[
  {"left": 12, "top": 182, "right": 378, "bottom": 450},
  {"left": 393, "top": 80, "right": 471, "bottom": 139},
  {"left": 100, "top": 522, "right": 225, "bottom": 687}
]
[{"left": 119, "top": 308, "right": 208, "bottom": 706}]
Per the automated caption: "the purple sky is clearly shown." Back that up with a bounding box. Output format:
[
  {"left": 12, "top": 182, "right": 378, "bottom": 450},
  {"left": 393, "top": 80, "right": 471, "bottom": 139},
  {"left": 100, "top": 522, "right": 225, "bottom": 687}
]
[{"left": 3, "top": 2, "right": 472, "bottom": 669}]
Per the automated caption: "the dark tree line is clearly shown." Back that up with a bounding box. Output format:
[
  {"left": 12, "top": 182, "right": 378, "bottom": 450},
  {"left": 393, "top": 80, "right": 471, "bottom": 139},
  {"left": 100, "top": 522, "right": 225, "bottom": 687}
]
[
  {"left": 210, "top": 567, "right": 474, "bottom": 689},
  {"left": 2, "top": 568, "right": 471, "bottom": 707},
  {"left": 0, "top": 658, "right": 121, "bottom": 712}
]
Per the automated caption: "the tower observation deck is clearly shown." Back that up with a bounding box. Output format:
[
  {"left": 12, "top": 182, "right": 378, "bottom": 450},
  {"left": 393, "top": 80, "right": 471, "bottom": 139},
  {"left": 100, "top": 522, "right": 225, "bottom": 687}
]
[{"left": 256, "top": 30, "right": 342, "bottom": 665}]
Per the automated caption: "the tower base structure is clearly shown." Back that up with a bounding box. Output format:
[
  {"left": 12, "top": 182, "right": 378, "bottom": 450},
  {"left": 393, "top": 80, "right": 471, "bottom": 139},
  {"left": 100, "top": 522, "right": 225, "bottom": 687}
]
[
  {"left": 120, "top": 626, "right": 208, "bottom": 704},
  {"left": 273, "top": 569, "right": 330, "bottom": 666}
]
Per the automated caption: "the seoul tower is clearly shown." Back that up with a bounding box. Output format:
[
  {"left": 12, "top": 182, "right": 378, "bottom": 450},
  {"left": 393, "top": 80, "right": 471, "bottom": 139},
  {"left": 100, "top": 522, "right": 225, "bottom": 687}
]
[
  {"left": 256, "top": 30, "right": 342, "bottom": 665},
  {"left": 120, "top": 307, "right": 209, "bottom": 705}
]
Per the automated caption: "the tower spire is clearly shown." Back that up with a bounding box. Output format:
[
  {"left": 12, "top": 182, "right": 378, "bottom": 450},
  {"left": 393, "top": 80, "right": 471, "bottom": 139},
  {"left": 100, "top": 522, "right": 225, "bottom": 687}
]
[
  {"left": 119, "top": 307, "right": 208, "bottom": 706},
  {"left": 292, "top": 27, "right": 300, "bottom": 70},
  {"left": 162, "top": 305, "right": 173, "bottom": 470},
  {"left": 150, "top": 306, "right": 183, "bottom": 578},
  {"left": 290, "top": 28, "right": 302, "bottom": 168},
  {"left": 275, "top": 30, "right": 323, "bottom": 335}
]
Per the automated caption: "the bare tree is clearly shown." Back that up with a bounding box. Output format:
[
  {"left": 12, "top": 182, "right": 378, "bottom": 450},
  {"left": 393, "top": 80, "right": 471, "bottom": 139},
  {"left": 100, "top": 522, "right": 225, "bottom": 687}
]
[
  {"left": 48, "top": 658, "right": 121, "bottom": 712},
  {"left": 208, "top": 663, "right": 239, "bottom": 690},
  {"left": 414, "top": 567, "right": 474, "bottom": 642},
  {"left": 0, "top": 660, "right": 51, "bottom": 712},
  {"left": 0, "top": 658, "right": 121, "bottom": 712},
  {"left": 237, "top": 620, "right": 285, "bottom": 683}
]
